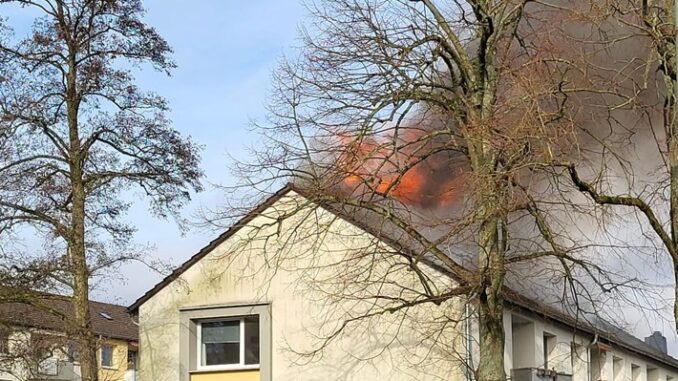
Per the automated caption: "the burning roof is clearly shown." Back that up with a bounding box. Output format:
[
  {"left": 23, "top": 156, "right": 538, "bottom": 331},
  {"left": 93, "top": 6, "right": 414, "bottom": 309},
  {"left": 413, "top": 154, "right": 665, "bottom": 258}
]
[{"left": 129, "top": 184, "right": 678, "bottom": 369}]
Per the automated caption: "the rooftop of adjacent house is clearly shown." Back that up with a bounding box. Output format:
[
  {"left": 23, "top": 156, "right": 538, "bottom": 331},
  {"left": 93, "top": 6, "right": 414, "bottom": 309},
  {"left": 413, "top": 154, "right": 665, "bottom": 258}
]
[
  {"left": 0, "top": 295, "right": 138, "bottom": 342},
  {"left": 128, "top": 183, "right": 678, "bottom": 370}
]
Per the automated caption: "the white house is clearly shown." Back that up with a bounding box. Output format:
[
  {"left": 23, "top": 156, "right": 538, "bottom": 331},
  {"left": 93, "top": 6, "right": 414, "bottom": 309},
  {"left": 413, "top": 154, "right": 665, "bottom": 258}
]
[{"left": 129, "top": 185, "right": 678, "bottom": 381}]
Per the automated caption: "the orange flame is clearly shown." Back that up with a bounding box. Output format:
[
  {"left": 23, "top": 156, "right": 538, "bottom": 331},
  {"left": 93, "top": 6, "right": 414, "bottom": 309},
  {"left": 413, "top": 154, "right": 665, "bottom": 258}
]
[{"left": 336, "top": 130, "right": 467, "bottom": 208}]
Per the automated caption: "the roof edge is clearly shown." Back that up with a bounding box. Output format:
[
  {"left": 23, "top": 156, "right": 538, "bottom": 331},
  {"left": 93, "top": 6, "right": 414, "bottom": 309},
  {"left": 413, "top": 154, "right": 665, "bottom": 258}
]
[{"left": 128, "top": 184, "right": 297, "bottom": 312}]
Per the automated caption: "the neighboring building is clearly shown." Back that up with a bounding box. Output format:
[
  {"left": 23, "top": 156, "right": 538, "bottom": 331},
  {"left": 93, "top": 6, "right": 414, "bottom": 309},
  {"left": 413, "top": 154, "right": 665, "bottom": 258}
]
[
  {"left": 130, "top": 185, "right": 678, "bottom": 381},
  {"left": 0, "top": 296, "right": 138, "bottom": 381}
]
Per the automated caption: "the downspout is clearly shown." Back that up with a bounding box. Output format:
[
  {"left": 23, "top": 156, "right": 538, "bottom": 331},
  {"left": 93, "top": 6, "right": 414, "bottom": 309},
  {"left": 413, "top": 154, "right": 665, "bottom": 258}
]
[
  {"left": 465, "top": 302, "right": 475, "bottom": 381},
  {"left": 587, "top": 334, "right": 599, "bottom": 381}
]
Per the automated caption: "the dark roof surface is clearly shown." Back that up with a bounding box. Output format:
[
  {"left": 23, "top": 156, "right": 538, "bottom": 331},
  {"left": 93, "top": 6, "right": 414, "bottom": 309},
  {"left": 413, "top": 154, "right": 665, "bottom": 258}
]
[
  {"left": 0, "top": 297, "right": 138, "bottom": 342},
  {"left": 128, "top": 184, "right": 678, "bottom": 369}
]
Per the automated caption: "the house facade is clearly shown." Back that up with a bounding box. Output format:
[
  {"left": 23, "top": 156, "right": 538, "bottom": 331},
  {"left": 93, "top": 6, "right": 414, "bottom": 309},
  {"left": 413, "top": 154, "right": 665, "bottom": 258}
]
[
  {"left": 0, "top": 297, "right": 138, "bottom": 381},
  {"left": 130, "top": 186, "right": 678, "bottom": 381}
]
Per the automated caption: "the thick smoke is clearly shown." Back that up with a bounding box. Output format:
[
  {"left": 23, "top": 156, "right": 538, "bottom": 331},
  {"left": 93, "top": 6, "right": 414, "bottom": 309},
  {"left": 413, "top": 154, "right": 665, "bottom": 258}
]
[{"left": 314, "top": 0, "right": 671, "bottom": 339}]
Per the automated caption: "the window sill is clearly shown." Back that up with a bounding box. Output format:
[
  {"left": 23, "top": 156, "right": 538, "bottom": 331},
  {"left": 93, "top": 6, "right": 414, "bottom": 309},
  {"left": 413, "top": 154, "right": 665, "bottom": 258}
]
[
  {"left": 190, "top": 365, "right": 260, "bottom": 374},
  {"left": 101, "top": 366, "right": 118, "bottom": 370}
]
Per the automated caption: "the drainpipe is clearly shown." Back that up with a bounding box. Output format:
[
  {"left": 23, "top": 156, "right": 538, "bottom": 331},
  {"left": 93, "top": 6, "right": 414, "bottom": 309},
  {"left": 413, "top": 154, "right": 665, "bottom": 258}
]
[
  {"left": 588, "top": 334, "right": 599, "bottom": 381},
  {"left": 465, "top": 302, "right": 474, "bottom": 381}
]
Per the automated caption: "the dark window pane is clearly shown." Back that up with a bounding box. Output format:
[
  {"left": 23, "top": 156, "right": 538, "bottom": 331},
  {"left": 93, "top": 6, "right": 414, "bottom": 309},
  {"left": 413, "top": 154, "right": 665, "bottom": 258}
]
[
  {"left": 101, "top": 345, "right": 113, "bottom": 367},
  {"left": 0, "top": 328, "right": 9, "bottom": 354},
  {"left": 201, "top": 320, "right": 240, "bottom": 366},
  {"left": 204, "top": 343, "right": 239, "bottom": 365},
  {"left": 201, "top": 320, "right": 239, "bottom": 343},
  {"left": 244, "top": 316, "right": 260, "bottom": 365},
  {"left": 127, "top": 350, "right": 137, "bottom": 370},
  {"left": 68, "top": 345, "right": 80, "bottom": 362}
]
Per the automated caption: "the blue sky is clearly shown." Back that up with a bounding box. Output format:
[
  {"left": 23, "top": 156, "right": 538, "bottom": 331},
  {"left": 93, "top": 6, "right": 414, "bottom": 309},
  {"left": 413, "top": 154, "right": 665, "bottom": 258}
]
[{"left": 93, "top": 0, "right": 306, "bottom": 305}]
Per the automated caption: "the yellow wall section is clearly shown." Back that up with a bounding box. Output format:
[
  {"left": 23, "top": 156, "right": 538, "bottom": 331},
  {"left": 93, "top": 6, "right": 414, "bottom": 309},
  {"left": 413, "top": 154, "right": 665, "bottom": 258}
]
[
  {"left": 190, "top": 370, "right": 260, "bottom": 381},
  {"left": 98, "top": 338, "right": 130, "bottom": 381}
]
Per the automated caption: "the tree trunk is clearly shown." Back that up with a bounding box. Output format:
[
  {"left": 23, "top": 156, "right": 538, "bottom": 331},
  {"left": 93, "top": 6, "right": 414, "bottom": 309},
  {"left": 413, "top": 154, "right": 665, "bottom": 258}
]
[
  {"left": 71, "top": 187, "right": 97, "bottom": 381},
  {"left": 668, "top": 52, "right": 678, "bottom": 333},
  {"left": 477, "top": 295, "right": 506, "bottom": 381},
  {"left": 66, "top": 53, "right": 98, "bottom": 381},
  {"left": 0, "top": 2, "right": 191, "bottom": 379},
  {"left": 475, "top": 214, "right": 507, "bottom": 381},
  {"left": 670, "top": 136, "right": 678, "bottom": 333}
]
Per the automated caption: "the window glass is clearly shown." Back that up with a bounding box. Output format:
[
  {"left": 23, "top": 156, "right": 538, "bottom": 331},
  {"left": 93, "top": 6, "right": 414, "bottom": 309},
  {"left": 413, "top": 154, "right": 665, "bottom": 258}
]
[
  {"left": 101, "top": 345, "right": 114, "bottom": 367},
  {"left": 68, "top": 344, "right": 80, "bottom": 363},
  {"left": 0, "top": 327, "right": 9, "bottom": 354},
  {"left": 244, "top": 316, "right": 260, "bottom": 365},
  {"left": 38, "top": 358, "right": 58, "bottom": 375},
  {"left": 127, "top": 350, "right": 137, "bottom": 371},
  {"left": 201, "top": 320, "right": 240, "bottom": 366}
]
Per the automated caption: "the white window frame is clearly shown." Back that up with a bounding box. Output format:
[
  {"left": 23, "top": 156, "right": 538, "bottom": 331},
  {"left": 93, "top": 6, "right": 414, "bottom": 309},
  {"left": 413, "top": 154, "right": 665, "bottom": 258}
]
[{"left": 196, "top": 316, "right": 260, "bottom": 372}]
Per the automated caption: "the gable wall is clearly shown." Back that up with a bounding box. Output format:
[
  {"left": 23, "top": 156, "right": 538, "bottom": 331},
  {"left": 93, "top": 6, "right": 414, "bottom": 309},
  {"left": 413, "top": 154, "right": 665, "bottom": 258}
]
[{"left": 138, "top": 192, "right": 465, "bottom": 381}]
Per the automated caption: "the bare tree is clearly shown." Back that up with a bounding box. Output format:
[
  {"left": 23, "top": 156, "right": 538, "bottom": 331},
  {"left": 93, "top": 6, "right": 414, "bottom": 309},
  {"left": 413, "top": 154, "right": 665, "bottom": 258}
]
[
  {"left": 218, "top": 1, "right": 647, "bottom": 380},
  {"left": 0, "top": 1, "right": 203, "bottom": 380},
  {"left": 539, "top": 0, "right": 678, "bottom": 332}
]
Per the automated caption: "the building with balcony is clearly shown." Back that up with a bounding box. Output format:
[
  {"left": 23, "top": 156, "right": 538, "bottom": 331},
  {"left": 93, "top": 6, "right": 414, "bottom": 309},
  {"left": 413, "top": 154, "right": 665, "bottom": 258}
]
[
  {"left": 130, "top": 185, "right": 678, "bottom": 381},
  {"left": 0, "top": 296, "right": 138, "bottom": 381}
]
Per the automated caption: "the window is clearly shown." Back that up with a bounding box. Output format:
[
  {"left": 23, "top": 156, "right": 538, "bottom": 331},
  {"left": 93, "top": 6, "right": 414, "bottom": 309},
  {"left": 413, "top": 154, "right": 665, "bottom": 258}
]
[
  {"left": 68, "top": 344, "right": 80, "bottom": 363},
  {"left": 613, "top": 357, "right": 623, "bottom": 381},
  {"left": 543, "top": 332, "right": 556, "bottom": 369},
  {"left": 181, "top": 304, "right": 270, "bottom": 379},
  {"left": 198, "top": 315, "right": 260, "bottom": 369},
  {"left": 631, "top": 364, "right": 641, "bottom": 381},
  {"left": 99, "top": 312, "right": 113, "bottom": 320},
  {"left": 31, "top": 333, "right": 58, "bottom": 369},
  {"left": 101, "top": 344, "right": 114, "bottom": 368},
  {"left": 647, "top": 367, "right": 659, "bottom": 381},
  {"left": 0, "top": 328, "right": 9, "bottom": 354},
  {"left": 38, "top": 358, "right": 58, "bottom": 376},
  {"left": 127, "top": 350, "right": 137, "bottom": 371}
]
